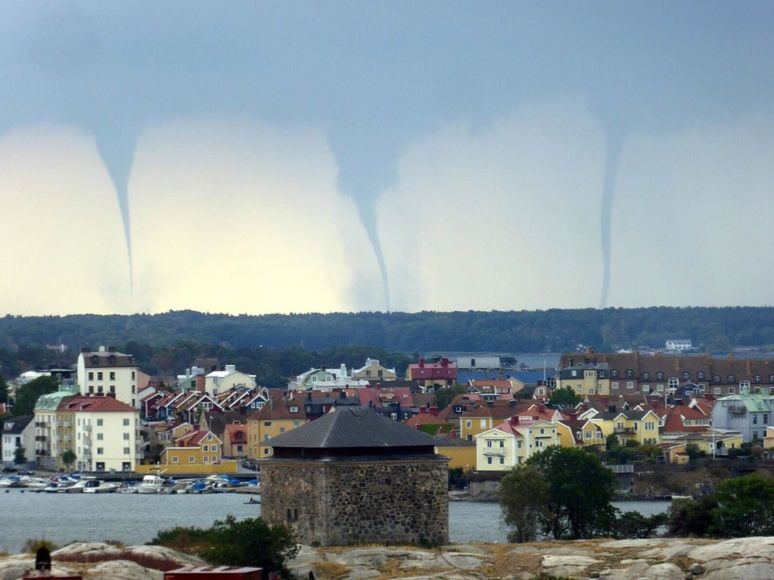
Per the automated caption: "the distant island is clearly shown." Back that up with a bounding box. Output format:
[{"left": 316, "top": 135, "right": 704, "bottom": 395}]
[{"left": 1, "top": 307, "right": 772, "bottom": 354}]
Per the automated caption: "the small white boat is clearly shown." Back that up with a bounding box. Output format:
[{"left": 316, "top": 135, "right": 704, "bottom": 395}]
[
  {"left": 136, "top": 474, "right": 166, "bottom": 494},
  {"left": 0, "top": 475, "right": 22, "bottom": 488},
  {"left": 21, "top": 476, "right": 50, "bottom": 490},
  {"left": 82, "top": 479, "right": 118, "bottom": 493},
  {"left": 66, "top": 477, "right": 97, "bottom": 493}
]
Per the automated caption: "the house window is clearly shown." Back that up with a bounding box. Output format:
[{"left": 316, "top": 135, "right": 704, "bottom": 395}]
[
  {"left": 499, "top": 440, "right": 504, "bottom": 448},
  {"left": 626, "top": 369, "right": 634, "bottom": 378},
  {"left": 123, "top": 447, "right": 130, "bottom": 454},
  {"left": 681, "top": 371, "right": 690, "bottom": 380},
  {"left": 499, "top": 457, "right": 505, "bottom": 465},
  {"left": 189, "top": 456, "right": 195, "bottom": 463},
  {"left": 487, "top": 457, "right": 493, "bottom": 465},
  {"left": 728, "top": 375, "right": 735, "bottom": 383},
  {"left": 585, "top": 431, "right": 592, "bottom": 439},
  {"left": 109, "top": 372, "right": 115, "bottom": 380},
  {"left": 88, "top": 386, "right": 94, "bottom": 394},
  {"left": 713, "top": 375, "right": 721, "bottom": 383},
  {"left": 172, "top": 456, "right": 179, "bottom": 464},
  {"left": 97, "top": 386, "right": 104, "bottom": 394},
  {"left": 98, "top": 372, "right": 103, "bottom": 380},
  {"left": 656, "top": 372, "right": 664, "bottom": 380},
  {"left": 202, "top": 445, "right": 208, "bottom": 452},
  {"left": 486, "top": 440, "right": 492, "bottom": 448},
  {"left": 626, "top": 381, "right": 634, "bottom": 390},
  {"left": 203, "top": 456, "right": 209, "bottom": 463},
  {"left": 611, "top": 370, "right": 619, "bottom": 378},
  {"left": 123, "top": 433, "right": 130, "bottom": 440},
  {"left": 97, "top": 433, "right": 104, "bottom": 441},
  {"left": 697, "top": 371, "right": 705, "bottom": 380},
  {"left": 97, "top": 447, "right": 104, "bottom": 455},
  {"left": 753, "top": 415, "right": 758, "bottom": 425},
  {"left": 465, "top": 420, "right": 472, "bottom": 429},
  {"left": 264, "top": 421, "right": 272, "bottom": 427},
  {"left": 728, "top": 387, "right": 736, "bottom": 394},
  {"left": 88, "top": 372, "right": 94, "bottom": 381},
  {"left": 611, "top": 381, "right": 619, "bottom": 390},
  {"left": 479, "top": 419, "right": 487, "bottom": 429},
  {"left": 713, "top": 387, "right": 722, "bottom": 395}
]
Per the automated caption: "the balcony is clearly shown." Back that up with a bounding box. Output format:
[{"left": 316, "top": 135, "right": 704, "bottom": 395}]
[
  {"left": 35, "top": 435, "right": 47, "bottom": 442},
  {"left": 35, "top": 421, "right": 46, "bottom": 428},
  {"left": 727, "top": 405, "right": 747, "bottom": 415}
]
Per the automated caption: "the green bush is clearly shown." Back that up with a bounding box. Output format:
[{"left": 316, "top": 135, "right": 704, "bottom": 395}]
[
  {"left": 151, "top": 516, "right": 298, "bottom": 578},
  {"left": 23, "top": 538, "right": 58, "bottom": 554}
]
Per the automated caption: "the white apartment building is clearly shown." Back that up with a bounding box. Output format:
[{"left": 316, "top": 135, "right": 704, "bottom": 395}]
[
  {"left": 77, "top": 346, "right": 139, "bottom": 408},
  {"left": 60, "top": 396, "right": 139, "bottom": 472}
]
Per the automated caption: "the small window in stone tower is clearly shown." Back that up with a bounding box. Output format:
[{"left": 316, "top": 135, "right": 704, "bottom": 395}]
[{"left": 286, "top": 508, "right": 298, "bottom": 522}]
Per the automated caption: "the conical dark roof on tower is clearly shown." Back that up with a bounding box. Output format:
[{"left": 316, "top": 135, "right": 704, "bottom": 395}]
[{"left": 267, "top": 407, "right": 436, "bottom": 449}]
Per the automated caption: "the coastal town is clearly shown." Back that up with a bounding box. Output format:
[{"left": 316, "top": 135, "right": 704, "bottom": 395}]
[{"left": 2, "top": 344, "right": 773, "bottom": 490}]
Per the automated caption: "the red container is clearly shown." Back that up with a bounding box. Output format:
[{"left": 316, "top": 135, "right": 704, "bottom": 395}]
[{"left": 164, "top": 566, "right": 262, "bottom": 580}]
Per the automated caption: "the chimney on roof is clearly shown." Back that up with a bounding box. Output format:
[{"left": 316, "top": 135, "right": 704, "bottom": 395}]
[
  {"left": 225, "top": 364, "right": 236, "bottom": 373},
  {"left": 195, "top": 375, "right": 205, "bottom": 393},
  {"left": 98, "top": 346, "right": 106, "bottom": 353},
  {"left": 108, "top": 346, "right": 116, "bottom": 352},
  {"left": 441, "top": 357, "right": 449, "bottom": 368},
  {"left": 569, "top": 357, "right": 575, "bottom": 366},
  {"left": 419, "top": 357, "right": 425, "bottom": 368}
]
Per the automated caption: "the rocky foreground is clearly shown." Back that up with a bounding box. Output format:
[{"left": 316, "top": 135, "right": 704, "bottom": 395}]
[{"left": 1, "top": 537, "right": 773, "bottom": 579}]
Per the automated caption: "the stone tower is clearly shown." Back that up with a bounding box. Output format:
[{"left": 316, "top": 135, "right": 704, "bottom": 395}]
[{"left": 261, "top": 407, "right": 448, "bottom": 546}]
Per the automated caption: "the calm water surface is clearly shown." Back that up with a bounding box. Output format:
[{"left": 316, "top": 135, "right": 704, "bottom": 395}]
[{"left": 0, "top": 490, "right": 670, "bottom": 553}]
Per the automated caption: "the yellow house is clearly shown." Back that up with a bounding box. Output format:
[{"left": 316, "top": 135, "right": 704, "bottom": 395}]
[
  {"left": 556, "top": 364, "right": 611, "bottom": 396},
  {"left": 141, "top": 426, "right": 237, "bottom": 475},
  {"left": 553, "top": 421, "right": 577, "bottom": 448},
  {"left": 590, "top": 409, "right": 661, "bottom": 446},
  {"left": 352, "top": 358, "right": 397, "bottom": 382},
  {"left": 660, "top": 431, "right": 743, "bottom": 463},
  {"left": 246, "top": 398, "right": 308, "bottom": 459},
  {"left": 765, "top": 426, "right": 774, "bottom": 450},
  {"left": 435, "top": 443, "right": 477, "bottom": 470}
]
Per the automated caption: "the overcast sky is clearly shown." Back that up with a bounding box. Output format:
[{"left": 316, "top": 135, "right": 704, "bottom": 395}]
[{"left": 1, "top": 1, "right": 772, "bottom": 315}]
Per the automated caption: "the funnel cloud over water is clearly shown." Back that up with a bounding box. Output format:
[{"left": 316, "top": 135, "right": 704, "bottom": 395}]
[
  {"left": 1, "top": 2, "right": 774, "bottom": 314},
  {"left": 95, "top": 131, "right": 138, "bottom": 296},
  {"left": 599, "top": 129, "right": 625, "bottom": 309}
]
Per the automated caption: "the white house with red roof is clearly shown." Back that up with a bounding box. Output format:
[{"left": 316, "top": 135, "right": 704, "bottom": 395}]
[
  {"left": 474, "top": 417, "right": 559, "bottom": 471},
  {"left": 61, "top": 395, "right": 139, "bottom": 472}
]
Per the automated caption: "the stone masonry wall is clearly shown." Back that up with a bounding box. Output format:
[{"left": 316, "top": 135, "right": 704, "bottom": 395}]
[{"left": 262, "top": 457, "right": 449, "bottom": 546}]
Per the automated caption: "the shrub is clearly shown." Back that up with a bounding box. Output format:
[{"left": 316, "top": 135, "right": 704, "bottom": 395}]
[{"left": 23, "top": 539, "right": 58, "bottom": 554}]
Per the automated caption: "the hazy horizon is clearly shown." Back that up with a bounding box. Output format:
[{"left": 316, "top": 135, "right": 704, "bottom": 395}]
[{"left": 1, "top": 2, "right": 773, "bottom": 316}]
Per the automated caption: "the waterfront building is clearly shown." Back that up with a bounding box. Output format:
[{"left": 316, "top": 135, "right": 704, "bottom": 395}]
[
  {"left": 76, "top": 346, "right": 139, "bottom": 408},
  {"left": 33, "top": 384, "right": 79, "bottom": 470},
  {"left": 558, "top": 351, "right": 774, "bottom": 397},
  {"left": 711, "top": 390, "right": 773, "bottom": 442},
  {"left": 474, "top": 417, "right": 559, "bottom": 471},
  {"left": 60, "top": 396, "right": 140, "bottom": 472},
  {"left": 261, "top": 407, "right": 448, "bottom": 546},
  {"left": 1, "top": 415, "right": 34, "bottom": 466}
]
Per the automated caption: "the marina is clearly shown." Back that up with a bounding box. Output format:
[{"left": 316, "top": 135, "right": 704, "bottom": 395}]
[{"left": 0, "top": 488, "right": 670, "bottom": 554}]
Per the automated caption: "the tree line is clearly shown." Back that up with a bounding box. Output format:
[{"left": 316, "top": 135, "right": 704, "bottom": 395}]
[{"left": 0, "top": 307, "right": 772, "bottom": 355}]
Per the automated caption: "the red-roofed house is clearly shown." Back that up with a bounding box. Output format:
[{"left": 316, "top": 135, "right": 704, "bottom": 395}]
[
  {"left": 58, "top": 395, "right": 139, "bottom": 472},
  {"left": 407, "top": 358, "right": 457, "bottom": 391},
  {"left": 475, "top": 417, "right": 559, "bottom": 471}
]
